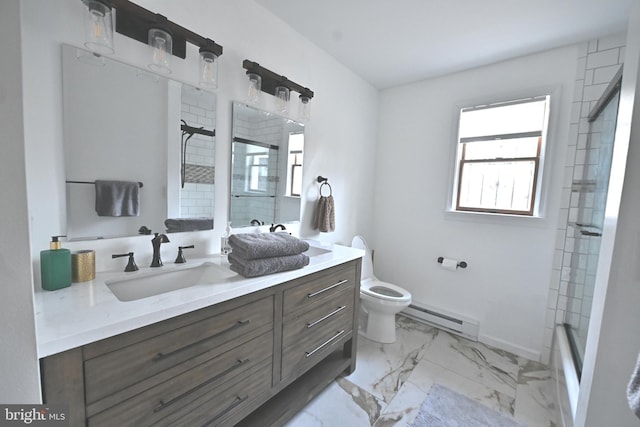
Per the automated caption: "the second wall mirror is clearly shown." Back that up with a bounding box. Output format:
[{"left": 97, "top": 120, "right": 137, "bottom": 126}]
[{"left": 230, "top": 102, "right": 305, "bottom": 228}]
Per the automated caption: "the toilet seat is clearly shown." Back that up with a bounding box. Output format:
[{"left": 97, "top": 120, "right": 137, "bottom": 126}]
[{"left": 360, "top": 278, "right": 411, "bottom": 303}]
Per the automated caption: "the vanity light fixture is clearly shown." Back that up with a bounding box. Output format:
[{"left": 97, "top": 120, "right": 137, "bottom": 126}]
[
  {"left": 198, "top": 44, "right": 219, "bottom": 89},
  {"left": 242, "top": 60, "right": 314, "bottom": 120},
  {"left": 246, "top": 72, "right": 262, "bottom": 104},
  {"left": 298, "top": 95, "right": 311, "bottom": 122},
  {"left": 79, "top": 0, "right": 223, "bottom": 85},
  {"left": 148, "top": 27, "right": 172, "bottom": 74},
  {"left": 274, "top": 85, "right": 291, "bottom": 114},
  {"left": 82, "top": 0, "right": 115, "bottom": 55}
]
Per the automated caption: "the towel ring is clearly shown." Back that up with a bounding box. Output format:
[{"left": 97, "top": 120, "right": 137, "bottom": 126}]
[{"left": 320, "top": 181, "right": 332, "bottom": 197}]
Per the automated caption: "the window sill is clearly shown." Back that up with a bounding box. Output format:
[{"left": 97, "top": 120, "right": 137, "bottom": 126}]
[{"left": 443, "top": 209, "right": 549, "bottom": 228}]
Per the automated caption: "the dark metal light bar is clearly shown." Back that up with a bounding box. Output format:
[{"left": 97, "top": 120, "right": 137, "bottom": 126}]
[
  {"left": 97, "top": 0, "right": 223, "bottom": 59},
  {"left": 243, "top": 60, "right": 314, "bottom": 99}
]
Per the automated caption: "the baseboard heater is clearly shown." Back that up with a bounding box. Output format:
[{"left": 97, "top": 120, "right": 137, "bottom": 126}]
[{"left": 402, "top": 303, "right": 479, "bottom": 341}]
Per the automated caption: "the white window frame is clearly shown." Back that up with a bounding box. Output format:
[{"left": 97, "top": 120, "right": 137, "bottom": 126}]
[{"left": 450, "top": 93, "right": 552, "bottom": 217}]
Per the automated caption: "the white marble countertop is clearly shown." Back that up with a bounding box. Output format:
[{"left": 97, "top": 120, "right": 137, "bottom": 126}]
[{"left": 34, "top": 241, "right": 364, "bottom": 358}]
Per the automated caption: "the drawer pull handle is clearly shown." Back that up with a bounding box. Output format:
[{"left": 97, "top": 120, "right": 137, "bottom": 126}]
[
  {"left": 202, "top": 395, "right": 249, "bottom": 426},
  {"left": 153, "top": 319, "right": 251, "bottom": 362},
  {"left": 152, "top": 358, "right": 250, "bottom": 413},
  {"left": 306, "top": 306, "right": 347, "bottom": 329},
  {"left": 305, "top": 329, "right": 346, "bottom": 358},
  {"left": 307, "top": 279, "right": 349, "bottom": 298}
]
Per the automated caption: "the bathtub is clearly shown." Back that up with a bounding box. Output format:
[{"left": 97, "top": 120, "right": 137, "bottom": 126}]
[{"left": 552, "top": 325, "right": 579, "bottom": 427}]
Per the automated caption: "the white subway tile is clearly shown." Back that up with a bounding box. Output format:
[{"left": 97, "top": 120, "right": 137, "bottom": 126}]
[
  {"left": 593, "top": 64, "right": 621, "bottom": 85},
  {"left": 597, "top": 33, "right": 626, "bottom": 51},
  {"left": 586, "top": 48, "right": 620, "bottom": 70}
]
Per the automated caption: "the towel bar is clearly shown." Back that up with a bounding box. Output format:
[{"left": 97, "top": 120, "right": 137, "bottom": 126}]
[{"left": 66, "top": 180, "right": 143, "bottom": 188}]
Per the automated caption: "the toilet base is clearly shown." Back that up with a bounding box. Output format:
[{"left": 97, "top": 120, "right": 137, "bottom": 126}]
[{"left": 360, "top": 311, "right": 398, "bottom": 344}]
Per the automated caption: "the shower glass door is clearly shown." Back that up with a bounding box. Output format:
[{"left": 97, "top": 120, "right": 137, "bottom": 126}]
[{"left": 563, "top": 74, "right": 621, "bottom": 377}]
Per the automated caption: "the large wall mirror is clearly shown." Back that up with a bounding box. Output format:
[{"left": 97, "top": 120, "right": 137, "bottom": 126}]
[
  {"left": 230, "top": 102, "right": 304, "bottom": 228},
  {"left": 62, "top": 45, "right": 216, "bottom": 240}
]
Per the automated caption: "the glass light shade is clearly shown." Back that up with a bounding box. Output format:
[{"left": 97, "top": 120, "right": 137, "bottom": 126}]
[
  {"left": 148, "top": 28, "right": 172, "bottom": 74},
  {"left": 247, "top": 73, "right": 262, "bottom": 104},
  {"left": 199, "top": 50, "right": 218, "bottom": 89},
  {"left": 82, "top": 0, "right": 114, "bottom": 55},
  {"left": 275, "top": 86, "right": 290, "bottom": 114},
  {"left": 298, "top": 95, "right": 311, "bottom": 121}
]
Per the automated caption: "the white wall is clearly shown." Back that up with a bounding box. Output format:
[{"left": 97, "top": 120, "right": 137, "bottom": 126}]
[
  {"left": 10, "top": 0, "right": 378, "bottom": 400},
  {"left": 374, "top": 46, "right": 579, "bottom": 360},
  {"left": 0, "top": 1, "right": 41, "bottom": 403}
]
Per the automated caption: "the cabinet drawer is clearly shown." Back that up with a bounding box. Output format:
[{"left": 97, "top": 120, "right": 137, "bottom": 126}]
[
  {"left": 283, "top": 263, "right": 356, "bottom": 316},
  {"left": 88, "top": 332, "right": 273, "bottom": 427},
  {"left": 84, "top": 296, "right": 273, "bottom": 405},
  {"left": 283, "top": 287, "right": 354, "bottom": 348},
  {"left": 282, "top": 303, "right": 353, "bottom": 380}
]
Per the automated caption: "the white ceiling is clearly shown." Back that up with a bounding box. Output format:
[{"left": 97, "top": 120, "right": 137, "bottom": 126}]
[{"left": 254, "top": 0, "right": 633, "bottom": 89}]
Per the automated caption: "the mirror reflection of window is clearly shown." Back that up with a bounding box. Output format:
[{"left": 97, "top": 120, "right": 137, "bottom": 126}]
[
  {"left": 246, "top": 149, "right": 269, "bottom": 193},
  {"left": 286, "top": 133, "right": 304, "bottom": 197}
]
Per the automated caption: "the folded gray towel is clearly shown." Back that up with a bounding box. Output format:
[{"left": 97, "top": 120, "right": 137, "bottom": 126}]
[
  {"left": 165, "top": 217, "right": 213, "bottom": 232},
  {"left": 228, "top": 252, "right": 310, "bottom": 278},
  {"left": 95, "top": 180, "right": 140, "bottom": 217},
  {"left": 628, "top": 352, "right": 640, "bottom": 418},
  {"left": 228, "top": 233, "right": 309, "bottom": 260},
  {"left": 313, "top": 195, "right": 335, "bottom": 232}
]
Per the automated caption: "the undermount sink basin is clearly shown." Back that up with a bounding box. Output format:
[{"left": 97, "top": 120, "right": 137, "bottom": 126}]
[
  {"left": 106, "top": 262, "right": 237, "bottom": 302},
  {"left": 305, "top": 246, "right": 332, "bottom": 257}
]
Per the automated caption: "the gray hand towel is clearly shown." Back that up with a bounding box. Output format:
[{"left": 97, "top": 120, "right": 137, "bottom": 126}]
[
  {"left": 228, "top": 252, "right": 310, "bottom": 278},
  {"left": 313, "top": 195, "right": 335, "bottom": 232},
  {"left": 628, "top": 352, "right": 640, "bottom": 418},
  {"left": 164, "top": 218, "right": 213, "bottom": 232},
  {"left": 95, "top": 180, "right": 140, "bottom": 217},
  {"left": 228, "top": 233, "right": 309, "bottom": 260}
]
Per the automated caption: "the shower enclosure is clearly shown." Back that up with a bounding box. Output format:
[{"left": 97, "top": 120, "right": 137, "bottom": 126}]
[{"left": 562, "top": 68, "right": 622, "bottom": 377}]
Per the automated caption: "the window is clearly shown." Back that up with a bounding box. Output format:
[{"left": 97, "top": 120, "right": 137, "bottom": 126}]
[
  {"left": 285, "top": 132, "right": 304, "bottom": 197},
  {"left": 453, "top": 95, "right": 550, "bottom": 216},
  {"left": 245, "top": 147, "right": 269, "bottom": 193}
]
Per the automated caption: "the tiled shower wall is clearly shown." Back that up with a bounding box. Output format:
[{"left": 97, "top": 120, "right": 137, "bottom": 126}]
[
  {"left": 180, "top": 89, "right": 216, "bottom": 217},
  {"left": 543, "top": 34, "right": 626, "bottom": 363}
]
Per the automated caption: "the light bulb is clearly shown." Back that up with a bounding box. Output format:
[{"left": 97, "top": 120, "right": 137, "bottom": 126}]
[
  {"left": 83, "top": 0, "right": 114, "bottom": 55},
  {"left": 199, "top": 50, "right": 218, "bottom": 89},
  {"left": 148, "top": 29, "right": 172, "bottom": 74},
  {"left": 247, "top": 73, "right": 262, "bottom": 103},
  {"left": 275, "top": 86, "right": 290, "bottom": 114}
]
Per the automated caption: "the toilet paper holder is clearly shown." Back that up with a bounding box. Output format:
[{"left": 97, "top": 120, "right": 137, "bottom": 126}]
[{"left": 437, "top": 257, "right": 467, "bottom": 269}]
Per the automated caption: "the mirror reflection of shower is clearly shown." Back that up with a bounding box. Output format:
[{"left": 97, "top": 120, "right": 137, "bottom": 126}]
[
  {"left": 230, "top": 102, "right": 305, "bottom": 228},
  {"left": 563, "top": 68, "right": 622, "bottom": 378}
]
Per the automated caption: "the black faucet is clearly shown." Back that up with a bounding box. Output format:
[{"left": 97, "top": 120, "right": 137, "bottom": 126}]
[
  {"left": 269, "top": 223, "right": 286, "bottom": 232},
  {"left": 151, "top": 233, "right": 170, "bottom": 267}
]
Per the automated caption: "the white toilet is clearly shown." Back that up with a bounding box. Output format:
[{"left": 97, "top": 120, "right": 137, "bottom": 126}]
[{"left": 351, "top": 235, "right": 412, "bottom": 344}]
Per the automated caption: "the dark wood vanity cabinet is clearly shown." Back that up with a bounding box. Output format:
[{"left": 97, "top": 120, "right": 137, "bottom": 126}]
[{"left": 41, "top": 259, "right": 361, "bottom": 427}]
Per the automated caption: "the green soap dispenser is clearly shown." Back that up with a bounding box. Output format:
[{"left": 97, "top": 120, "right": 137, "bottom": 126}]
[{"left": 40, "top": 235, "right": 72, "bottom": 291}]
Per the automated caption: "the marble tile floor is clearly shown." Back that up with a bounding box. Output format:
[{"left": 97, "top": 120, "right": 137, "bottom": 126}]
[{"left": 284, "top": 315, "right": 558, "bottom": 427}]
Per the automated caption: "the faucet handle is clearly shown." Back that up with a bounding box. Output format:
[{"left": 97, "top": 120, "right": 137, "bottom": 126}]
[
  {"left": 112, "top": 252, "right": 139, "bottom": 272},
  {"left": 175, "top": 245, "right": 195, "bottom": 264}
]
